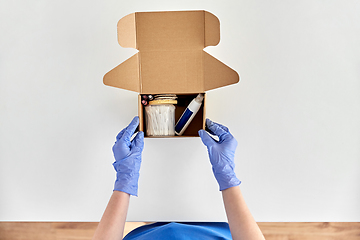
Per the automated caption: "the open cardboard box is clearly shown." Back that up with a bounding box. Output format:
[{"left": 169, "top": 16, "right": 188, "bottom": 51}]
[{"left": 104, "top": 10, "right": 239, "bottom": 137}]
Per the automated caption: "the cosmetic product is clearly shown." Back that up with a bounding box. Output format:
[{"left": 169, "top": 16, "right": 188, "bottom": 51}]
[{"left": 175, "top": 94, "right": 204, "bottom": 135}]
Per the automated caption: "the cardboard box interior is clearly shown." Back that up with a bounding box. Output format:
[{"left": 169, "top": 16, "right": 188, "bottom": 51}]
[{"left": 138, "top": 93, "right": 206, "bottom": 137}]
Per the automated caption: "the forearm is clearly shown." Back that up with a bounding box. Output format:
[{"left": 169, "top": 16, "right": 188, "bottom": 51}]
[
  {"left": 222, "top": 186, "right": 265, "bottom": 240},
  {"left": 92, "top": 191, "right": 130, "bottom": 240}
]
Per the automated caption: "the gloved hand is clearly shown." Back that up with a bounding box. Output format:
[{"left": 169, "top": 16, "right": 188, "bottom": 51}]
[
  {"left": 112, "top": 116, "right": 144, "bottom": 196},
  {"left": 198, "top": 119, "right": 241, "bottom": 191}
]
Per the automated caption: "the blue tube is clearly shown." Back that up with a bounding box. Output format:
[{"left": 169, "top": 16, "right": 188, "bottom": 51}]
[{"left": 175, "top": 108, "right": 193, "bottom": 133}]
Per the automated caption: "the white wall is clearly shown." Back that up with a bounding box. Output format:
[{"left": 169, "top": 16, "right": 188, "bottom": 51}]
[{"left": 1, "top": 0, "right": 359, "bottom": 222}]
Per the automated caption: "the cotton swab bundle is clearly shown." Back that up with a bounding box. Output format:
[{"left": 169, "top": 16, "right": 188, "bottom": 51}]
[{"left": 145, "top": 104, "right": 175, "bottom": 136}]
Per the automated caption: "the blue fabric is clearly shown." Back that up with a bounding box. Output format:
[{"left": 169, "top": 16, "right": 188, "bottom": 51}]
[{"left": 123, "top": 222, "right": 232, "bottom": 240}]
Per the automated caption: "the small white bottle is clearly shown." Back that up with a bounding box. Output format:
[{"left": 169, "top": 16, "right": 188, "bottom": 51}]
[{"left": 175, "top": 94, "right": 204, "bottom": 136}]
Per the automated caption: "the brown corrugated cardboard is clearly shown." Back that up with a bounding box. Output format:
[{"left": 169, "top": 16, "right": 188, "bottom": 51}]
[{"left": 104, "top": 10, "right": 239, "bottom": 137}]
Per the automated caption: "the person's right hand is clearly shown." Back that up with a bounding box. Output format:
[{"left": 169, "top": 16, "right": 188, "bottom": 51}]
[
  {"left": 112, "top": 116, "right": 144, "bottom": 196},
  {"left": 198, "top": 119, "right": 241, "bottom": 191}
]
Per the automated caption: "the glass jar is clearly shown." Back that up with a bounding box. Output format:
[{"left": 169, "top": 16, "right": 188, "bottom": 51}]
[{"left": 145, "top": 102, "right": 176, "bottom": 136}]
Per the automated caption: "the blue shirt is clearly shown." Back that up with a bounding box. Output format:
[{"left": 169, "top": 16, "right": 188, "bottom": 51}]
[{"left": 124, "top": 222, "right": 232, "bottom": 240}]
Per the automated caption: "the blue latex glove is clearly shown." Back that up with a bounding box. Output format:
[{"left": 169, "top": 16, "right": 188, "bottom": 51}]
[
  {"left": 198, "top": 119, "right": 241, "bottom": 191},
  {"left": 112, "top": 116, "right": 144, "bottom": 196}
]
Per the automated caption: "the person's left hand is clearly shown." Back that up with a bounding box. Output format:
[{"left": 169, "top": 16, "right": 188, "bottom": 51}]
[
  {"left": 112, "top": 116, "right": 144, "bottom": 196},
  {"left": 198, "top": 119, "right": 241, "bottom": 191}
]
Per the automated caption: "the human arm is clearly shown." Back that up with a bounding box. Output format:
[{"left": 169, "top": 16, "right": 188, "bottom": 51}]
[
  {"left": 92, "top": 116, "right": 144, "bottom": 240},
  {"left": 198, "top": 119, "right": 265, "bottom": 240},
  {"left": 92, "top": 191, "right": 130, "bottom": 240},
  {"left": 222, "top": 186, "right": 265, "bottom": 240}
]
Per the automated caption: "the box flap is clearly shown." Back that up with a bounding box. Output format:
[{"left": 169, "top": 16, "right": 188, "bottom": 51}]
[
  {"left": 103, "top": 53, "right": 140, "bottom": 92},
  {"left": 140, "top": 51, "right": 204, "bottom": 94},
  {"left": 117, "top": 10, "right": 220, "bottom": 51},
  {"left": 203, "top": 52, "right": 239, "bottom": 91},
  {"left": 104, "top": 10, "right": 239, "bottom": 94},
  {"left": 117, "top": 13, "right": 136, "bottom": 49},
  {"left": 134, "top": 11, "right": 205, "bottom": 51},
  {"left": 204, "top": 11, "right": 220, "bottom": 47}
]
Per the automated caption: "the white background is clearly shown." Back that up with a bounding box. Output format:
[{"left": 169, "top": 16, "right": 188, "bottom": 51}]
[{"left": 1, "top": 0, "right": 359, "bottom": 222}]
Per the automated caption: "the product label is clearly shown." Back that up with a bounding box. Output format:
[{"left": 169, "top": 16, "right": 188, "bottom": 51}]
[{"left": 175, "top": 108, "right": 193, "bottom": 133}]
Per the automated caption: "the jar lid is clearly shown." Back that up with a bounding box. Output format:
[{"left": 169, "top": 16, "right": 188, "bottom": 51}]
[{"left": 148, "top": 99, "right": 177, "bottom": 105}]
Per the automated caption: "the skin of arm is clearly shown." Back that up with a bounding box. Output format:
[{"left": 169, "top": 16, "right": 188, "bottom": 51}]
[
  {"left": 92, "top": 191, "right": 130, "bottom": 240},
  {"left": 92, "top": 117, "right": 144, "bottom": 240},
  {"left": 222, "top": 186, "right": 265, "bottom": 240},
  {"left": 198, "top": 119, "right": 265, "bottom": 240}
]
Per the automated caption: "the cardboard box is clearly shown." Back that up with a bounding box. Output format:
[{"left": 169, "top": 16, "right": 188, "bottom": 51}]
[{"left": 104, "top": 10, "right": 239, "bottom": 137}]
